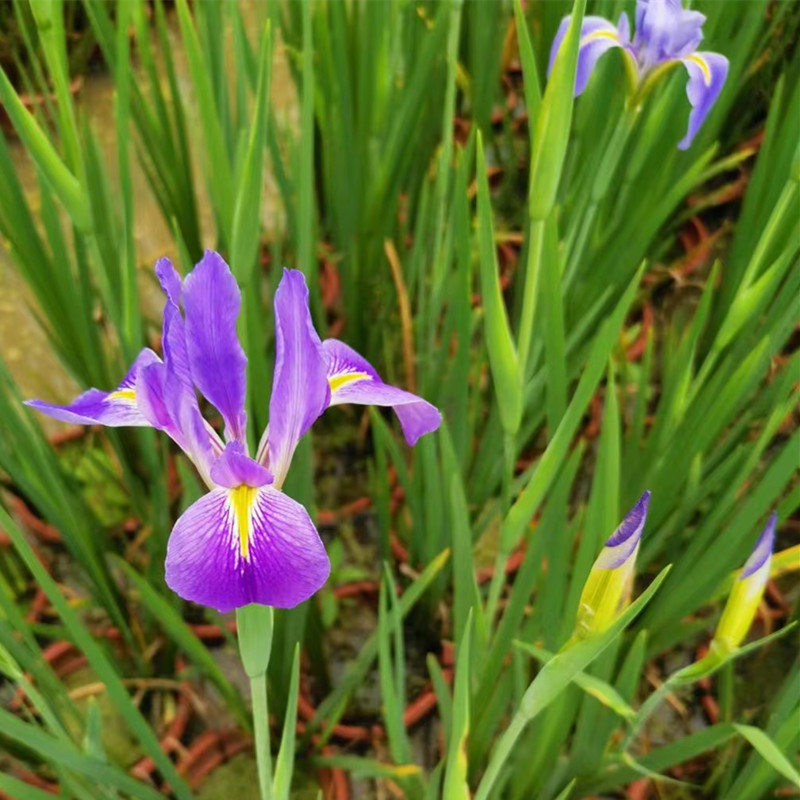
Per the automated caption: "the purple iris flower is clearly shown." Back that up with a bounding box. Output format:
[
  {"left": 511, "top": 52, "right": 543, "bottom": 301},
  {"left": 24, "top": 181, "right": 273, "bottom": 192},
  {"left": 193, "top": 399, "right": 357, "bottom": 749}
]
[
  {"left": 27, "top": 251, "right": 441, "bottom": 613},
  {"left": 548, "top": 0, "right": 729, "bottom": 149}
]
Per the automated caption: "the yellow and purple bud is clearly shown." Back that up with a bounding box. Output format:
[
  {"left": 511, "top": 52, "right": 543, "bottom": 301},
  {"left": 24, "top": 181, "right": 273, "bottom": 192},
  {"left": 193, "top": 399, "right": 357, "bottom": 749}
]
[
  {"left": 711, "top": 513, "right": 776, "bottom": 656},
  {"left": 575, "top": 491, "right": 650, "bottom": 637}
]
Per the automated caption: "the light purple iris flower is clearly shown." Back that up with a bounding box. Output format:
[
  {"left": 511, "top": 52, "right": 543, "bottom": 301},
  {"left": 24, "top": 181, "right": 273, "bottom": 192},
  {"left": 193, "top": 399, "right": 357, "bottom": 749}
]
[
  {"left": 548, "top": 0, "right": 729, "bottom": 149},
  {"left": 27, "top": 251, "right": 441, "bottom": 613}
]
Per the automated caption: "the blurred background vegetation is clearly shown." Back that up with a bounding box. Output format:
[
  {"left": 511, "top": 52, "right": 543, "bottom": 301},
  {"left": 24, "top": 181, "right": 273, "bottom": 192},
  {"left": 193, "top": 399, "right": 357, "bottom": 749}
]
[{"left": 0, "top": 1, "right": 797, "bottom": 798}]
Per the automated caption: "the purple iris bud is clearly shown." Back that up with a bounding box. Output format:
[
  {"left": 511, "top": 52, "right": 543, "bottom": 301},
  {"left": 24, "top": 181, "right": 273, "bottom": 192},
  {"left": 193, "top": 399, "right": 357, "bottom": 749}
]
[
  {"left": 26, "top": 252, "right": 442, "bottom": 613},
  {"left": 575, "top": 491, "right": 651, "bottom": 636},
  {"left": 713, "top": 512, "right": 776, "bottom": 652},
  {"left": 548, "top": 0, "right": 729, "bottom": 149},
  {"left": 740, "top": 511, "right": 776, "bottom": 580},
  {"left": 595, "top": 490, "right": 650, "bottom": 570}
]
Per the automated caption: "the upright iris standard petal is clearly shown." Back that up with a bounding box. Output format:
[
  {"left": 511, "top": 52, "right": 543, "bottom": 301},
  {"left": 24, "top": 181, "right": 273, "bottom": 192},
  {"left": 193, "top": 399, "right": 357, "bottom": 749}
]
[
  {"left": 264, "top": 269, "right": 330, "bottom": 487},
  {"left": 678, "top": 52, "right": 729, "bottom": 150},
  {"left": 182, "top": 251, "right": 248, "bottom": 443},
  {"left": 165, "top": 483, "right": 330, "bottom": 613},
  {"left": 575, "top": 491, "right": 650, "bottom": 636},
  {"left": 548, "top": 15, "right": 629, "bottom": 96},
  {"left": 136, "top": 361, "right": 217, "bottom": 484},
  {"left": 25, "top": 348, "right": 161, "bottom": 427},
  {"left": 633, "top": 0, "right": 705, "bottom": 68},
  {"left": 156, "top": 256, "right": 182, "bottom": 308},
  {"left": 322, "top": 339, "right": 441, "bottom": 446},
  {"left": 155, "top": 258, "right": 193, "bottom": 391},
  {"left": 713, "top": 513, "right": 776, "bottom": 653}
]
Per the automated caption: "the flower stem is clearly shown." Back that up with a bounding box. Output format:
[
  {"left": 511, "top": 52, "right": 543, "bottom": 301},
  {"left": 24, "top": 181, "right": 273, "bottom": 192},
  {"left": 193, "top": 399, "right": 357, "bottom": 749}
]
[
  {"left": 474, "top": 703, "right": 530, "bottom": 800},
  {"left": 622, "top": 675, "right": 678, "bottom": 753},
  {"left": 237, "top": 604, "right": 275, "bottom": 800}
]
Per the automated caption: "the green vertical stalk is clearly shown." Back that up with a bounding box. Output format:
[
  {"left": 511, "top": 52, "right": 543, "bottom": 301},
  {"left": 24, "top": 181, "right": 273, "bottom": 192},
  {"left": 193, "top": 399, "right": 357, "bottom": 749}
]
[
  {"left": 517, "top": 218, "right": 545, "bottom": 379},
  {"left": 565, "top": 106, "right": 637, "bottom": 285},
  {"left": 484, "top": 432, "right": 516, "bottom": 627},
  {"left": 237, "top": 604, "right": 275, "bottom": 800},
  {"left": 298, "top": 0, "right": 323, "bottom": 333}
]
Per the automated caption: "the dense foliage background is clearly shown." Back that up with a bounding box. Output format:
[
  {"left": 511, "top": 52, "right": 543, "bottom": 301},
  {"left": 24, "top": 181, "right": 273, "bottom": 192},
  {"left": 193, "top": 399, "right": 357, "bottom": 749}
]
[{"left": 0, "top": 1, "right": 797, "bottom": 798}]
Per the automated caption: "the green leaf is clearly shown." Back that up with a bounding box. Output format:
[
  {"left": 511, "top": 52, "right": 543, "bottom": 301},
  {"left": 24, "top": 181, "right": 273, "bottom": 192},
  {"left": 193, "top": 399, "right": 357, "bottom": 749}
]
[
  {"left": 553, "top": 779, "right": 577, "bottom": 800},
  {"left": 0, "top": 68, "right": 88, "bottom": 229},
  {"left": 523, "top": 566, "right": 669, "bottom": 721},
  {"left": 175, "top": 0, "right": 234, "bottom": 241},
  {"left": 273, "top": 645, "right": 301, "bottom": 800},
  {"left": 307, "top": 549, "right": 451, "bottom": 743},
  {"left": 443, "top": 612, "right": 472, "bottom": 800},
  {"left": 476, "top": 132, "right": 522, "bottom": 436},
  {"left": 583, "top": 724, "right": 738, "bottom": 794},
  {"left": 528, "top": 0, "right": 586, "bottom": 219},
  {"left": 515, "top": 642, "right": 635, "bottom": 720},
  {"left": 0, "top": 707, "right": 165, "bottom": 800},
  {"left": 0, "top": 772, "right": 69, "bottom": 800},
  {"left": 733, "top": 724, "right": 800, "bottom": 788},
  {"left": 502, "top": 265, "right": 643, "bottom": 554},
  {"left": 378, "top": 568, "right": 414, "bottom": 769},
  {"left": 230, "top": 21, "right": 273, "bottom": 281},
  {"left": 475, "top": 566, "right": 670, "bottom": 800},
  {"left": 113, "top": 557, "right": 247, "bottom": 725},
  {"left": 0, "top": 508, "right": 194, "bottom": 800}
]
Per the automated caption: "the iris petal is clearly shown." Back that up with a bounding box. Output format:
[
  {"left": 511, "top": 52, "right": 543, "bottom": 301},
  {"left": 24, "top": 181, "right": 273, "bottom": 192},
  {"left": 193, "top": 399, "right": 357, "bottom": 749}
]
[
  {"left": 182, "top": 251, "right": 248, "bottom": 442},
  {"left": 210, "top": 441, "right": 273, "bottom": 489},
  {"left": 740, "top": 511, "right": 776, "bottom": 580},
  {"left": 322, "top": 339, "right": 441, "bottom": 446},
  {"left": 137, "top": 361, "right": 217, "bottom": 484},
  {"left": 26, "top": 348, "right": 160, "bottom": 427},
  {"left": 265, "top": 269, "right": 329, "bottom": 486},
  {"left": 155, "top": 258, "right": 193, "bottom": 391},
  {"left": 634, "top": 0, "right": 705, "bottom": 67},
  {"left": 548, "top": 15, "right": 627, "bottom": 97},
  {"left": 678, "top": 51, "right": 729, "bottom": 150},
  {"left": 165, "top": 484, "right": 330, "bottom": 612},
  {"left": 595, "top": 490, "right": 650, "bottom": 569},
  {"left": 155, "top": 256, "right": 183, "bottom": 308}
]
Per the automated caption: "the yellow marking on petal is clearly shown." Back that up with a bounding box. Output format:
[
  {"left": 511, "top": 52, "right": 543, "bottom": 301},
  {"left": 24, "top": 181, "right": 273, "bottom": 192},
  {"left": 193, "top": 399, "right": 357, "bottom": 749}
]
[
  {"left": 329, "top": 371, "right": 370, "bottom": 393},
  {"left": 581, "top": 30, "right": 619, "bottom": 46},
  {"left": 685, "top": 54, "right": 711, "bottom": 85},
  {"left": 231, "top": 485, "right": 258, "bottom": 560},
  {"left": 107, "top": 388, "right": 136, "bottom": 403}
]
